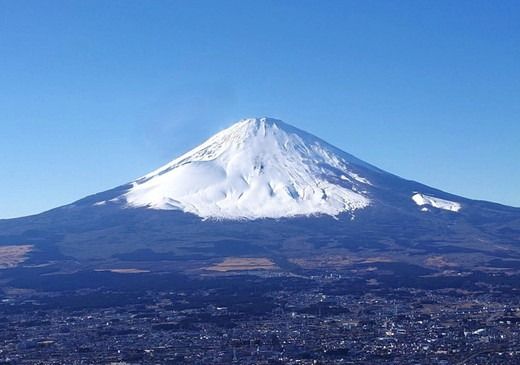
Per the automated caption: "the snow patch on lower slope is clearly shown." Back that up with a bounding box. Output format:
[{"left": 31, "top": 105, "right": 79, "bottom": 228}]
[{"left": 412, "top": 193, "right": 461, "bottom": 212}]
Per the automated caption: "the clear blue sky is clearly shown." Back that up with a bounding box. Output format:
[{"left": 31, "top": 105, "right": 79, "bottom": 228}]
[{"left": 1, "top": 0, "right": 519, "bottom": 218}]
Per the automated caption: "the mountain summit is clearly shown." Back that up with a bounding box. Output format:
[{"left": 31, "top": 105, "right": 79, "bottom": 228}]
[
  {"left": 95, "top": 117, "right": 464, "bottom": 220},
  {"left": 115, "top": 118, "right": 377, "bottom": 219}
]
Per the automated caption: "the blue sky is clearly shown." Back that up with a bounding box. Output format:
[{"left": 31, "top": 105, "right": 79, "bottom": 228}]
[{"left": 1, "top": 0, "right": 519, "bottom": 218}]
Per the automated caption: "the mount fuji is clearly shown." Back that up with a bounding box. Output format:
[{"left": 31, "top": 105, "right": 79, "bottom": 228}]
[{"left": 0, "top": 117, "right": 519, "bottom": 267}]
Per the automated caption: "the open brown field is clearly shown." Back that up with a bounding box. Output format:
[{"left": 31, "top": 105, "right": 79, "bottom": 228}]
[
  {"left": 0, "top": 245, "right": 33, "bottom": 268},
  {"left": 206, "top": 257, "right": 276, "bottom": 272}
]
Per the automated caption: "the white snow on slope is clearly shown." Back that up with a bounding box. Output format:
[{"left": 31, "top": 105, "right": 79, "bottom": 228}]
[
  {"left": 412, "top": 193, "right": 461, "bottom": 212},
  {"left": 116, "top": 118, "right": 373, "bottom": 219}
]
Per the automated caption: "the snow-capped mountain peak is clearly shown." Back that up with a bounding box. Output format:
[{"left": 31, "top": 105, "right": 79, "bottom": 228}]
[{"left": 114, "top": 117, "right": 374, "bottom": 219}]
